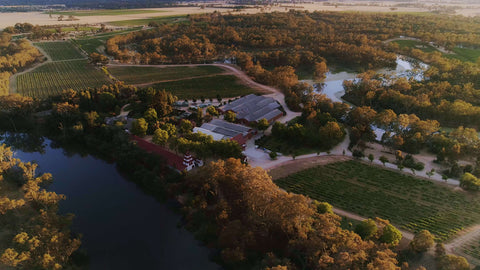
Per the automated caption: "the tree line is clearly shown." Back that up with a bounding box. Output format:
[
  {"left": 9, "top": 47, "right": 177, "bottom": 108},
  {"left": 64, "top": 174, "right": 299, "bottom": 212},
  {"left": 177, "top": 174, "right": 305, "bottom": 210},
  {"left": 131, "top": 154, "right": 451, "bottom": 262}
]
[{"left": 0, "top": 33, "right": 41, "bottom": 95}]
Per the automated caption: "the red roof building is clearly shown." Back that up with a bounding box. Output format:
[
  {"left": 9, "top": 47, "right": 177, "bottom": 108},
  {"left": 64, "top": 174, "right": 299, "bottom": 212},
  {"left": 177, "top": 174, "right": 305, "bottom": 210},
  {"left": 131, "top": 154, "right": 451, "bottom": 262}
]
[{"left": 131, "top": 135, "right": 188, "bottom": 171}]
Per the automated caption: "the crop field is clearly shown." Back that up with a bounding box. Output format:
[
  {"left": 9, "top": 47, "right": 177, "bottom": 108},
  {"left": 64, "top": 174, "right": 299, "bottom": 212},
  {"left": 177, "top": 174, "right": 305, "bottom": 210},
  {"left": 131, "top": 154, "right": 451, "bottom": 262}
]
[
  {"left": 275, "top": 160, "right": 480, "bottom": 241},
  {"left": 108, "top": 66, "right": 226, "bottom": 85},
  {"left": 17, "top": 60, "right": 110, "bottom": 98},
  {"left": 51, "top": 9, "right": 163, "bottom": 16},
  {"left": 108, "top": 15, "right": 188, "bottom": 27},
  {"left": 151, "top": 75, "right": 256, "bottom": 99},
  {"left": 34, "top": 41, "right": 85, "bottom": 61}
]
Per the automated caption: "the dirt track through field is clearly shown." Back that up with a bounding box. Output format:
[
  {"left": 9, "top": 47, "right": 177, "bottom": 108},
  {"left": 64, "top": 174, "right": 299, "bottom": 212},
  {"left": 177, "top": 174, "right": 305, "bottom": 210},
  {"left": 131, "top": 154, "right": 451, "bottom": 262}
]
[
  {"left": 445, "top": 224, "right": 480, "bottom": 266},
  {"left": 268, "top": 155, "right": 351, "bottom": 180}
]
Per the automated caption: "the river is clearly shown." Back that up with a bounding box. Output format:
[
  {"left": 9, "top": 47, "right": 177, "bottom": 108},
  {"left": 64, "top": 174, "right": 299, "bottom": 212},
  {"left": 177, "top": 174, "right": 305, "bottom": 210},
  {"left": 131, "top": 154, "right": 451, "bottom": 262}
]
[
  {"left": 301, "top": 56, "right": 428, "bottom": 140},
  {"left": 6, "top": 136, "right": 220, "bottom": 270}
]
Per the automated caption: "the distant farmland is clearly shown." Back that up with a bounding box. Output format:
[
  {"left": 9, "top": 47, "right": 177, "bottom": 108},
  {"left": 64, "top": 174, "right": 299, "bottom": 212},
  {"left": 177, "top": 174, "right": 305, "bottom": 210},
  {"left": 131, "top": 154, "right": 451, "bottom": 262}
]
[{"left": 51, "top": 9, "right": 163, "bottom": 17}]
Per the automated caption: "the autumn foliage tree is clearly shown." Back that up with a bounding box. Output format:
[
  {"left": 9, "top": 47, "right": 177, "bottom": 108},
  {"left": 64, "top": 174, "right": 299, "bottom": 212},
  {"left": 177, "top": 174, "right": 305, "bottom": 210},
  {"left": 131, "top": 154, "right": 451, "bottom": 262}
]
[
  {"left": 0, "top": 145, "right": 80, "bottom": 269},
  {"left": 183, "top": 159, "right": 401, "bottom": 269}
]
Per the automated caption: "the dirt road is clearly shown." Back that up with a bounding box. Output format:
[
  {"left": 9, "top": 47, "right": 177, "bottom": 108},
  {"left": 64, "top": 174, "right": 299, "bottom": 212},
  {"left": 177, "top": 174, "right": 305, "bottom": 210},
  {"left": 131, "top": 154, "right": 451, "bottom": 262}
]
[
  {"left": 445, "top": 224, "right": 480, "bottom": 266},
  {"left": 107, "top": 63, "right": 302, "bottom": 122}
]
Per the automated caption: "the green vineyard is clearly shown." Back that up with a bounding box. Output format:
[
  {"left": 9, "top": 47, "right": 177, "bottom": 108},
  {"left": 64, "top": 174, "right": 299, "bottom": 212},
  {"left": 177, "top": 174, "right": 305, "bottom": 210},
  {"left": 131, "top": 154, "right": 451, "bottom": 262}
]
[
  {"left": 108, "top": 66, "right": 225, "bottom": 85},
  {"left": 276, "top": 161, "right": 480, "bottom": 241},
  {"left": 34, "top": 41, "right": 86, "bottom": 61},
  {"left": 17, "top": 60, "right": 110, "bottom": 98}
]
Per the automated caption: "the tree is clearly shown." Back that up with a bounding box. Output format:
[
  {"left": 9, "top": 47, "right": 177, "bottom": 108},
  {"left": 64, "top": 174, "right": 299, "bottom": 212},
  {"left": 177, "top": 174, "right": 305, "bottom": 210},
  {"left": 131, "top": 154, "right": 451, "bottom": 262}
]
[
  {"left": 144, "top": 108, "right": 158, "bottom": 123},
  {"left": 162, "top": 123, "right": 177, "bottom": 136},
  {"left": 224, "top": 111, "right": 236, "bottom": 123},
  {"left": 435, "top": 243, "right": 446, "bottom": 257},
  {"left": 313, "top": 61, "right": 328, "bottom": 80},
  {"left": 84, "top": 111, "right": 99, "bottom": 128},
  {"left": 460, "top": 173, "right": 480, "bottom": 191},
  {"left": 269, "top": 151, "right": 277, "bottom": 160},
  {"left": 314, "top": 201, "right": 333, "bottom": 214},
  {"left": 152, "top": 128, "right": 169, "bottom": 146},
  {"left": 426, "top": 169, "right": 435, "bottom": 179},
  {"left": 355, "top": 219, "right": 378, "bottom": 240},
  {"left": 410, "top": 230, "right": 434, "bottom": 253},
  {"left": 206, "top": 106, "right": 219, "bottom": 116},
  {"left": 131, "top": 118, "right": 148, "bottom": 136},
  {"left": 437, "top": 255, "right": 470, "bottom": 270},
  {"left": 257, "top": 118, "right": 269, "bottom": 131},
  {"left": 0, "top": 145, "right": 80, "bottom": 269},
  {"left": 380, "top": 224, "right": 402, "bottom": 246},
  {"left": 89, "top": 52, "right": 109, "bottom": 65},
  {"left": 179, "top": 119, "right": 193, "bottom": 134},
  {"left": 368, "top": 154, "right": 374, "bottom": 163},
  {"left": 379, "top": 156, "right": 388, "bottom": 166}
]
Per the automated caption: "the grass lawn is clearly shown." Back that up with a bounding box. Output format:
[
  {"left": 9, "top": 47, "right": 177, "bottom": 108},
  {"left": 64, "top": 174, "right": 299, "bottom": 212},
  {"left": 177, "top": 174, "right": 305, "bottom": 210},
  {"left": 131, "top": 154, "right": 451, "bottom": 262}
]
[
  {"left": 447, "top": 47, "right": 480, "bottom": 63},
  {"left": 394, "top": 40, "right": 437, "bottom": 53},
  {"left": 108, "top": 15, "right": 188, "bottom": 26},
  {"left": 151, "top": 75, "right": 256, "bottom": 99},
  {"left": 255, "top": 135, "right": 320, "bottom": 156},
  {"left": 276, "top": 160, "right": 480, "bottom": 241},
  {"left": 17, "top": 60, "right": 110, "bottom": 98},
  {"left": 109, "top": 66, "right": 225, "bottom": 85},
  {"left": 50, "top": 9, "right": 163, "bottom": 16},
  {"left": 34, "top": 41, "right": 85, "bottom": 61}
]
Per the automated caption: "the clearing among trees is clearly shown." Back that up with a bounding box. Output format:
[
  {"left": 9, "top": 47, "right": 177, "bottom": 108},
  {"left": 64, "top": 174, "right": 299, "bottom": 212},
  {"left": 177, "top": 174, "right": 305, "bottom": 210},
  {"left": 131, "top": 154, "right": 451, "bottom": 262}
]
[{"left": 275, "top": 160, "right": 480, "bottom": 241}]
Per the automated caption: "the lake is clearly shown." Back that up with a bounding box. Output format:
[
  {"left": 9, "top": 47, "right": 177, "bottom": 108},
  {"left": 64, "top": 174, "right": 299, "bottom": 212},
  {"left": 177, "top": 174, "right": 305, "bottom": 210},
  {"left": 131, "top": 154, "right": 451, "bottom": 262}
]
[{"left": 7, "top": 136, "right": 220, "bottom": 270}]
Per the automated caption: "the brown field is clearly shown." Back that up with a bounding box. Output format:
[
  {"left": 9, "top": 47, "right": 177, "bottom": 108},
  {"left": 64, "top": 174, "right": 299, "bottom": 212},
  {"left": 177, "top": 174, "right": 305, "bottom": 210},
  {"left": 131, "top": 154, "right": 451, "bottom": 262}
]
[{"left": 1, "top": 2, "right": 480, "bottom": 30}]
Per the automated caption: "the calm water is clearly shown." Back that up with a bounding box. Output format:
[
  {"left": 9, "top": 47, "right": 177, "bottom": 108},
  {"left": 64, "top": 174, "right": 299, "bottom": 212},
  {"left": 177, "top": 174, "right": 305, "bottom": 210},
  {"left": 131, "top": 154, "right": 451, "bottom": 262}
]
[{"left": 9, "top": 137, "right": 220, "bottom": 270}]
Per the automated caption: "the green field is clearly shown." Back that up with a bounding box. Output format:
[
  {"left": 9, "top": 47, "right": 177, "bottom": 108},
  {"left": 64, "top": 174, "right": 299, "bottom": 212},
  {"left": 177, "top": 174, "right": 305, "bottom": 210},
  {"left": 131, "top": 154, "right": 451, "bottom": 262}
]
[
  {"left": 447, "top": 47, "right": 480, "bottom": 63},
  {"left": 256, "top": 135, "right": 319, "bottom": 156},
  {"left": 108, "top": 15, "right": 187, "bottom": 26},
  {"left": 394, "top": 40, "right": 437, "bottom": 53},
  {"left": 17, "top": 60, "right": 110, "bottom": 98},
  {"left": 34, "top": 41, "right": 85, "bottom": 61},
  {"left": 151, "top": 75, "right": 256, "bottom": 99},
  {"left": 51, "top": 9, "right": 163, "bottom": 16},
  {"left": 73, "top": 27, "right": 143, "bottom": 54},
  {"left": 275, "top": 160, "right": 480, "bottom": 241},
  {"left": 109, "top": 66, "right": 226, "bottom": 85},
  {"left": 393, "top": 40, "right": 480, "bottom": 63},
  {"left": 72, "top": 38, "right": 105, "bottom": 55}
]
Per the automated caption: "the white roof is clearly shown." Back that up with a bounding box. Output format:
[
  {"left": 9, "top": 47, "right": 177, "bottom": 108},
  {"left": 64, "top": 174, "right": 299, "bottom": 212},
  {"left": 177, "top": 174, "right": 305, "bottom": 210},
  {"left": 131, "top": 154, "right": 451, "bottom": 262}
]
[{"left": 193, "top": 127, "right": 226, "bottom": 141}]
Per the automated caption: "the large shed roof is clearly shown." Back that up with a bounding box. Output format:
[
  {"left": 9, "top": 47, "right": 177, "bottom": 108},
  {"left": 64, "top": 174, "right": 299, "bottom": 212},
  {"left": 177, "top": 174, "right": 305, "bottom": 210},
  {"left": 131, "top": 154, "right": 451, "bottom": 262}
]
[{"left": 223, "top": 94, "right": 282, "bottom": 122}]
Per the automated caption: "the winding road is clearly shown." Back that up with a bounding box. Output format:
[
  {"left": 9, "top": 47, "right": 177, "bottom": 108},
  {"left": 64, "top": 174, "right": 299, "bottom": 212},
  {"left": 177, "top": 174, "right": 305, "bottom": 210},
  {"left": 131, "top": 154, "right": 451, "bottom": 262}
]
[{"left": 107, "top": 63, "right": 302, "bottom": 123}]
